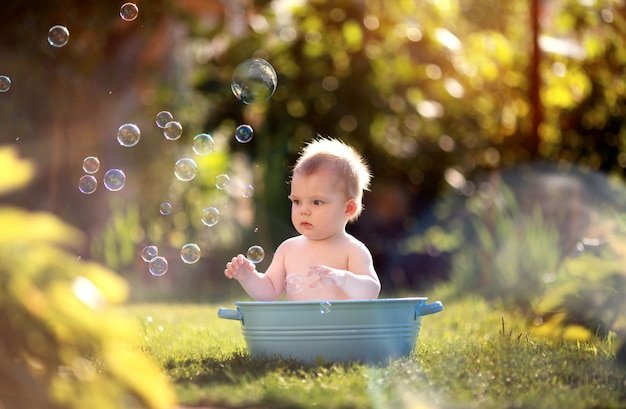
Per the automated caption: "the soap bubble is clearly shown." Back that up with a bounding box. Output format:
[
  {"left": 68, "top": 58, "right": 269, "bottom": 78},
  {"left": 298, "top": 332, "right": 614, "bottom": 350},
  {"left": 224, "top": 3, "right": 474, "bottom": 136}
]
[
  {"left": 215, "top": 174, "right": 230, "bottom": 190},
  {"left": 231, "top": 58, "right": 277, "bottom": 104},
  {"left": 174, "top": 158, "right": 198, "bottom": 181},
  {"left": 163, "top": 121, "right": 183, "bottom": 140},
  {"left": 155, "top": 111, "right": 173, "bottom": 128},
  {"left": 82, "top": 156, "right": 100, "bottom": 174},
  {"left": 148, "top": 256, "right": 168, "bottom": 276},
  {"left": 242, "top": 184, "right": 254, "bottom": 198},
  {"left": 246, "top": 245, "right": 265, "bottom": 264},
  {"left": 159, "top": 202, "right": 172, "bottom": 215},
  {"left": 117, "top": 123, "right": 141, "bottom": 147},
  {"left": 120, "top": 2, "right": 139, "bottom": 21},
  {"left": 192, "top": 133, "right": 214, "bottom": 155},
  {"left": 141, "top": 245, "right": 158, "bottom": 262},
  {"left": 103, "top": 169, "right": 126, "bottom": 191},
  {"left": 48, "top": 25, "right": 69, "bottom": 47},
  {"left": 201, "top": 207, "right": 220, "bottom": 227},
  {"left": 285, "top": 274, "right": 304, "bottom": 294},
  {"left": 180, "top": 243, "right": 201, "bottom": 264},
  {"left": 0, "top": 75, "right": 11, "bottom": 92},
  {"left": 78, "top": 175, "right": 97, "bottom": 194},
  {"left": 320, "top": 301, "right": 332, "bottom": 314},
  {"left": 235, "top": 124, "right": 254, "bottom": 143}
]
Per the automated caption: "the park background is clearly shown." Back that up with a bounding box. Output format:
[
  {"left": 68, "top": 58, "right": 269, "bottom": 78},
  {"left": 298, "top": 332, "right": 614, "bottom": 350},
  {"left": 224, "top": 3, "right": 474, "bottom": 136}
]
[{"left": 2, "top": 0, "right": 626, "bottom": 407}]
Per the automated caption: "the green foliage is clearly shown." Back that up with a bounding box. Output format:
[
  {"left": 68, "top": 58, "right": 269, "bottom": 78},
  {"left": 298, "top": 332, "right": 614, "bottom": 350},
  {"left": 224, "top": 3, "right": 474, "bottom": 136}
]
[
  {"left": 442, "top": 180, "right": 562, "bottom": 311},
  {"left": 533, "top": 219, "right": 626, "bottom": 349},
  {"left": 122, "top": 291, "right": 626, "bottom": 409},
  {"left": 0, "top": 146, "right": 175, "bottom": 409}
]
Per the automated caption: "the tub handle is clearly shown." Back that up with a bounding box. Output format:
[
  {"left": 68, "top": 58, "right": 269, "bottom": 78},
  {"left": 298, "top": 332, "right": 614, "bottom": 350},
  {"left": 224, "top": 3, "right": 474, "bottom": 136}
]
[
  {"left": 218, "top": 308, "right": 243, "bottom": 321},
  {"left": 417, "top": 301, "right": 443, "bottom": 316}
]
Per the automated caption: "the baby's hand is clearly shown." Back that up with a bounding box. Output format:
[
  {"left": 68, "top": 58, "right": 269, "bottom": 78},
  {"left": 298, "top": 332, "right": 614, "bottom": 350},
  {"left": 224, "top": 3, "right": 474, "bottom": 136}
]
[
  {"left": 225, "top": 254, "right": 256, "bottom": 281},
  {"left": 307, "top": 265, "right": 346, "bottom": 288}
]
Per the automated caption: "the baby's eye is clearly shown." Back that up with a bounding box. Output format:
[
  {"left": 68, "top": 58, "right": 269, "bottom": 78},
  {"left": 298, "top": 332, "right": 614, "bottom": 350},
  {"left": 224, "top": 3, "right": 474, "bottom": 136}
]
[
  {"left": 313, "top": 200, "right": 324, "bottom": 205},
  {"left": 291, "top": 199, "right": 301, "bottom": 205}
]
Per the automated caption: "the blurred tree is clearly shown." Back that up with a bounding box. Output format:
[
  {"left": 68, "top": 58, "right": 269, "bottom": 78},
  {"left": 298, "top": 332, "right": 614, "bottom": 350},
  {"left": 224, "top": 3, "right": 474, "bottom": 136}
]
[{"left": 0, "top": 145, "right": 176, "bottom": 409}]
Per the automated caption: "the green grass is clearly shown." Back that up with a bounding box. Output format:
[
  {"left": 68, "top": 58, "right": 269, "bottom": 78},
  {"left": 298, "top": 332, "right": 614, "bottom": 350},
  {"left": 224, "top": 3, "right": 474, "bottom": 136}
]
[{"left": 121, "top": 286, "right": 626, "bottom": 409}]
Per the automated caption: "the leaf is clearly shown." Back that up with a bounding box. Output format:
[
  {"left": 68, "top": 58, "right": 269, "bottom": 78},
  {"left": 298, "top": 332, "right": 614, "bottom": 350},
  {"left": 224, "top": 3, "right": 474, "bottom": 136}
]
[{"left": 0, "top": 145, "right": 35, "bottom": 195}]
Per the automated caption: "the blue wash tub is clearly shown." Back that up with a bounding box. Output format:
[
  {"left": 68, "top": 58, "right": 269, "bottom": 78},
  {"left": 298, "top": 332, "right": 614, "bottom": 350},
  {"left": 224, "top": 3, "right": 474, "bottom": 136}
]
[{"left": 218, "top": 297, "right": 443, "bottom": 363}]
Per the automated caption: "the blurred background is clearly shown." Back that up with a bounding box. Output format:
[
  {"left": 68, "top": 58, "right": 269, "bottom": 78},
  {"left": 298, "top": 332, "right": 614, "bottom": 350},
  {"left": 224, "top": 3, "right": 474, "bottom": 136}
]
[{"left": 1, "top": 0, "right": 626, "bottom": 343}]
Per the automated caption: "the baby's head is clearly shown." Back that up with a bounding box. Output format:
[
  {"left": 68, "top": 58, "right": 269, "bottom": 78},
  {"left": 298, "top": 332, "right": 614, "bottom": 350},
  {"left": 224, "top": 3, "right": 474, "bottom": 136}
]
[{"left": 292, "top": 137, "right": 371, "bottom": 221}]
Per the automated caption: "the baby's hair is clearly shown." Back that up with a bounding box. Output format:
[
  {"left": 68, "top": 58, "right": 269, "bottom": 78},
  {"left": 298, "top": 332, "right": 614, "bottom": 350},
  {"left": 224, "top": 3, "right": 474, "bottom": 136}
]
[{"left": 292, "top": 137, "right": 371, "bottom": 221}]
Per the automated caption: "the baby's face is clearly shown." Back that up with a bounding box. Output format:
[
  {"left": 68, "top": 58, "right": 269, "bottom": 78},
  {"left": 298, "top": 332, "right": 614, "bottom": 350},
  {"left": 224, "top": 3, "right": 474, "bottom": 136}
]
[{"left": 289, "top": 170, "right": 352, "bottom": 240}]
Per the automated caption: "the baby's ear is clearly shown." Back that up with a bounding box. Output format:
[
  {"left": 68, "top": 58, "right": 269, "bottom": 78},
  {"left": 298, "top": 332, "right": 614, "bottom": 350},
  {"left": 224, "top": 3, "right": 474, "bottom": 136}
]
[{"left": 345, "top": 199, "right": 358, "bottom": 216}]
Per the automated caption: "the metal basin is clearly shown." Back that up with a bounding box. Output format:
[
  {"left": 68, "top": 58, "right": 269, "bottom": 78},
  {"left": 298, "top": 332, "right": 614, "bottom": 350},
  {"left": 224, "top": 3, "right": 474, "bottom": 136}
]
[{"left": 218, "top": 297, "right": 443, "bottom": 363}]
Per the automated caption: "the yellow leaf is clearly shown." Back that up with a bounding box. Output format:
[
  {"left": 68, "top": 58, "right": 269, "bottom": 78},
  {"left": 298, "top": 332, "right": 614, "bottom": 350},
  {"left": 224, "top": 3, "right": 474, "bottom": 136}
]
[
  {"left": 0, "top": 207, "right": 84, "bottom": 249},
  {"left": 0, "top": 145, "right": 35, "bottom": 195}
]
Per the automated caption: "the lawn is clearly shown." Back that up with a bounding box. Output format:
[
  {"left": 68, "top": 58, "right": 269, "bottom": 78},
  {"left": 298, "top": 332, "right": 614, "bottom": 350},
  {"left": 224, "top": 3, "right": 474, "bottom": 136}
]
[{"left": 122, "top": 285, "right": 626, "bottom": 409}]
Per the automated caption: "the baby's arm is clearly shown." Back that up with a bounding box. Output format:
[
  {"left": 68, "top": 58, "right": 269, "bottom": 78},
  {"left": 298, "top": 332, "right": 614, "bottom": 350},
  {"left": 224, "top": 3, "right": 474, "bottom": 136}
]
[
  {"left": 308, "top": 241, "right": 381, "bottom": 299},
  {"left": 224, "top": 245, "right": 287, "bottom": 301}
]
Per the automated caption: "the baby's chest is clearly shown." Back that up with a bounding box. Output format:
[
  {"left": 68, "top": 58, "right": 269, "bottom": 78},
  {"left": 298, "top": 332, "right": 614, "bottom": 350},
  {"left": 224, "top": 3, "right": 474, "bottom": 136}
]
[{"left": 283, "top": 250, "right": 349, "bottom": 274}]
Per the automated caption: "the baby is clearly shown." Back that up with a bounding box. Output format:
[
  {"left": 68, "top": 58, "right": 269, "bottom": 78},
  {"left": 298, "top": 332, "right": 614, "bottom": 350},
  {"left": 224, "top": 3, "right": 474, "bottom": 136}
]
[{"left": 224, "top": 137, "right": 381, "bottom": 301}]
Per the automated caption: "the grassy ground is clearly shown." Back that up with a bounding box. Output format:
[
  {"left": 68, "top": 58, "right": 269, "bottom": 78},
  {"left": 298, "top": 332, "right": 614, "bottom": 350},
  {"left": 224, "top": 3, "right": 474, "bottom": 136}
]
[{"left": 122, "top": 285, "right": 626, "bottom": 409}]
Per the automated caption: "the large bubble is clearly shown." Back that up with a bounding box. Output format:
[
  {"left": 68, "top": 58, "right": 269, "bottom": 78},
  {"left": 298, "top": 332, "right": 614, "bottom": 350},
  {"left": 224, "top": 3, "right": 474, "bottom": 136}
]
[
  {"left": 192, "top": 133, "right": 214, "bottom": 155},
  {"left": 246, "top": 245, "right": 265, "bottom": 264},
  {"left": 215, "top": 174, "right": 230, "bottom": 190},
  {"left": 78, "top": 175, "right": 97, "bottom": 194},
  {"left": 201, "top": 207, "right": 220, "bottom": 227},
  {"left": 0, "top": 75, "right": 11, "bottom": 93},
  {"left": 285, "top": 274, "right": 304, "bottom": 294},
  {"left": 120, "top": 3, "right": 139, "bottom": 21},
  {"left": 103, "top": 169, "right": 126, "bottom": 191},
  {"left": 242, "top": 184, "right": 254, "bottom": 198},
  {"left": 48, "top": 25, "right": 69, "bottom": 47},
  {"left": 155, "top": 111, "right": 173, "bottom": 128},
  {"left": 159, "top": 202, "right": 172, "bottom": 215},
  {"left": 235, "top": 124, "right": 254, "bottom": 143},
  {"left": 174, "top": 158, "right": 198, "bottom": 181},
  {"left": 163, "top": 121, "right": 183, "bottom": 140},
  {"left": 82, "top": 156, "right": 100, "bottom": 174},
  {"left": 180, "top": 243, "right": 201, "bottom": 264},
  {"left": 141, "top": 245, "right": 159, "bottom": 262},
  {"left": 231, "top": 58, "right": 277, "bottom": 104},
  {"left": 117, "top": 123, "right": 141, "bottom": 147},
  {"left": 148, "top": 256, "right": 168, "bottom": 276}
]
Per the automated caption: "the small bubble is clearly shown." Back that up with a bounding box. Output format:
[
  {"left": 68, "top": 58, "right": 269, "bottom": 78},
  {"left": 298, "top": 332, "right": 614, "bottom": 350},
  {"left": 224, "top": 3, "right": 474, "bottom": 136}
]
[
  {"left": 141, "top": 245, "right": 159, "bottom": 262},
  {"left": 192, "top": 133, "right": 214, "bottom": 155},
  {"left": 242, "top": 184, "right": 254, "bottom": 198},
  {"left": 117, "top": 123, "right": 141, "bottom": 147},
  {"left": 285, "top": 274, "right": 304, "bottom": 294},
  {"left": 155, "top": 111, "right": 173, "bottom": 128},
  {"left": 320, "top": 301, "right": 332, "bottom": 314},
  {"left": 231, "top": 58, "right": 278, "bottom": 104},
  {"left": 215, "top": 174, "right": 230, "bottom": 190},
  {"left": 235, "top": 124, "right": 254, "bottom": 143},
  {"left": 0, "top": 75, "right": 11, "bottom": 93},
  {"left": 120, "top": 2, "right": 139, "bottom": 21},
  {"left": 148, "top": 256, "right": 168, "bottom": 276},
  {"left": 48, "top": 25, "right": 69, "bottom": 47},
  {"left": 246, "top": 245, "right": 265, "bottom": 264},
  {"left": 82, "top": 156, "right": 100, "bottom": 174},
  {"left": 254, "top": 227, "right": 259, "bottom": 233},
  {"left": 163, "top": 121, "right": 183, "bottom": 140},
  {"left": 103, "top": 169, "right": 126, "bottom": 191},
  {"left": 78, "top": 175, "right": 97, "bottom": 194},
  {"left": 180, "top": 243, "right": 201, "bottom": 264},
  {"left": 159, "top": 202, "right": 172, "bottom": 215},
  {"left": 174, "top": 158, "right": 198, "bottom": 181},
  {"left": 201, "top": 207, "right": 220, "bottom": 227}
]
